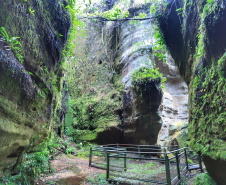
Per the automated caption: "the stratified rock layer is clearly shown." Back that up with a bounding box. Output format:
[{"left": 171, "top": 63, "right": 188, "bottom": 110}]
[
  {"left": 65, "top": 1, "right": 189, "bottom": 146},
  {"left": 115, "top": 4, "right": 188, "bottom": 145},
  {"left": 0, "top": 0, "right": 70, "bottom": 175}
]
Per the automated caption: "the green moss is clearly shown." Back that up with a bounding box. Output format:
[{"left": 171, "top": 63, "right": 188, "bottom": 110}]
[
  {"left": 79, "top": 131, "right": 99, "bottom": 141},
  {"left": 218, "top": 53, "right": 226, "bottom": 77},
  {"left": 65, "top": 88, "right": 122, "bottom": 139},
  {"left": 195, "top": 173, "right": 217, "bottom": 185},
  {"left": 189, "top": 56, "right": 226, "bottom": 160},
  {"left": 132, "top": 67, "right": 165, "bottom": 91},
  {"left": 65, "top": 66, "right": 123, "bottom": 142},
  {"left": 181, "top": 0, "right": 226, "bottom": 160}
]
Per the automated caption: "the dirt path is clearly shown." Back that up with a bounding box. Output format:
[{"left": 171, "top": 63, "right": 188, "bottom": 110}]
[
  {"left": 37, "top": 154, "right": 104, "bottom": 185},
  {"left": 35, "top": 153, "right": 200, "bottom": 185}
]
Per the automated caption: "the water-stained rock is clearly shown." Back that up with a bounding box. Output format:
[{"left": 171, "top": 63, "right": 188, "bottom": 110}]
[
  {"left": 115, "top": 4, "right": 188, "bottom": 145},
  {"left": 0, "top": 0, "right": 70, "bottom": 175}
]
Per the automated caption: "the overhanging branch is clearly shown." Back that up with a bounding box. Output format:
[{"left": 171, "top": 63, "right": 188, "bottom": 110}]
[{"left": 78, "top": 16, "right": 158, "bottom": 22}]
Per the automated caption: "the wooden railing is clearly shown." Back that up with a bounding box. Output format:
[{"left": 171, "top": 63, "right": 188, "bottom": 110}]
[{"left": 89, "top": 144, "right": 203, "bottom": 185}]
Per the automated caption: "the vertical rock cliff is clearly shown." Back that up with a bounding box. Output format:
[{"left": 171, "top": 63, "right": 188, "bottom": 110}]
[
  {"left": 67, "top": 0, "right": 189, "bottom": 146},
  {"left": 114, "top": 3, "right": 188, "bottom": 145},
  {"left": 0, "top": 0, "right": 70, "bottom": 176},
  {"left": 159, "top": 0, "right": 226, "bottom": 184}
]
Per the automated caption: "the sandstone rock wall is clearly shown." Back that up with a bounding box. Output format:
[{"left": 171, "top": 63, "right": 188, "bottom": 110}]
[
  {"left": 159, "top": 0, "right": 226, "bottom": 184},
  {"left": 156, "top": 55, "right": 188, "bottom": 146},
  {"left": 69, "top": 1, "right": 189, "bottom": 146},
  {"left": 60, "top": 0, "right": 190, "bottom": 147},
  {"left": 0, "top": 0, "right": 70, "bottom": 175},
  {"left": 114, "top": 3, "right": 189, "bottom": 145}
]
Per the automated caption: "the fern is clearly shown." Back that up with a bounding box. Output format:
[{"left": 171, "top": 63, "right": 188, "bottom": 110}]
[{"left": 0, "top": 27, "right": 24, "bottom": 63}]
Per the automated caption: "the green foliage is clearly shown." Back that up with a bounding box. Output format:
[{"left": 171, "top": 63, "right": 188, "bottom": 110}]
[
  {"left": 191, "top": 0, "right": 222, "bottom": 65},
  {"left": 195, "top": 173, "right": 217, "bottom": 185},
  {"left": 77, "top": 146, "right": 90, "bottom": 158},
  {"left": 176, "top": 8, "right": 183, "bottom": 15},
  {"left": 218, "top": 52, "right": 226, "bottom": 77},
  {"left": 180, "top": 0, "right": 226, "bottom": 160},
  {"left": 86, "top": 173, "right": 110, "bottom": 185},
  {"left": 64, "top": 17, "right": 124, "bottom": 143},
  {"left": 153, "top": 27, "right": 167, "bottom": 62},
  {"left": 0, "top": 129, "right": 55, "bottom": 185},
  {"left": 150, "top": 0, "right": 168, "bottom": 14},
  {"left": 0, "top": 27, "right": 24, "bottom": 63},
  {"left": 65, "top": 88, "right": 122, "bottom": 142},
  {"left": 189, "top": 57, "right": 226, "bottom": 159},
  {"left": 28, "top": 6, "right": 35, "bottom": 16},
  {"left": 61, "top": 0, "right": 85, "bottom": 59},
  {"left": 87, "top": 3, "right": 129, "bottom": 20},
  {"left": 129, "top": 13, "right": 147, "bottom": 27},
  {"left": 101, "top": 6, "right": 129, "bottom": 20},
  {"left": 132, "top": 67, "right": 166, "bottom": 90}
]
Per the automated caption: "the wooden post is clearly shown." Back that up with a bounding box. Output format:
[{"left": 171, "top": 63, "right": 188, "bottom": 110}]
[
  {"left": 138, "top": 146, "right": 141, "bottom": 158},
  {"left": 124, "top": 153, "right": 127, "bottom": 171},
  {"left": 104, "top": 148, "right": 107, "bottom": 162},
  {"left": 106, "top": 152, "right": 110, "bottom": 180},
  {"left": 184, "top": 148, "right": 189, "bottom": 170},
  {"left": 176, "top": 151, "right": 181, "bottom": 180},
  {"left": 164, "top": 148, "right": 171, "bottom": 185},
  {"left": 89, "top": 147, "right": 92, "bottom": 167},
  {"left": 198, "top": 153, "right": 204, "bottom": 172}
]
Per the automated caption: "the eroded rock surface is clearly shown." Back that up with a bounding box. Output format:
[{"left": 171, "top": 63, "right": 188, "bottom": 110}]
[
  {"left": 0, "top": 0, "right": 70, "bottom": 175},
  {"left": 156, "top": 55, "right": 189, "bottom": 146},
  {"left": 160, "top": 0, "right": 226, "bottom": 184},
  {"left": 115, "top": 4, "right": 188, "bottom": 145},
  {"left": 69, "top": 1, "right": 189, "bottom": 146}
]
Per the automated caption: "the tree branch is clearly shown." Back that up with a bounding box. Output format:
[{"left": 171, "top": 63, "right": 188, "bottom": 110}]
[{"left": 78, "top": 16, "right": 158, "bottom": 22}]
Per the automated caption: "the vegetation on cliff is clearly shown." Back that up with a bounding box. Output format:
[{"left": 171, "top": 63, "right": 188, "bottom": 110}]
[
  {"left": 0, "top": 0, "right": 225, "bottom": 184},
  {"left": 132, "top": 66, "right": 166, "bottom": 91},
  {"left": 0, "top": 0, "right": 72, "bottom": 183},
  {"left": 158, "top": 0, "right": 225, "bottom": 183},
  {"left": 181, "top": 0, "right": 226, "bottom": 160},
  {"left": 64, "top": 16, "right": 124, "bottom": 142}
]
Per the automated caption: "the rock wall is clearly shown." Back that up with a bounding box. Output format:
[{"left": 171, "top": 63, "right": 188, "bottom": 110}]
[
  {"left": 70, "top": 1, "right": 189, "bottom": 146},
  {"left": 159, "top": 0, "right": 226, "bottom": 184},
  {"left": 65, "top": 1, "right": 188, "bottom": 145},
  {"left": 0, "top": 0, "right": 70, "bottom": 176},
  {"left": 156, "top": 55, "right": 189, "bottom": 146},
  {"left": 117, "top": 5, "right": 163, "bottom": 145},
  {"left": 65, "top": 7, "right": 124, "bottom": 143},
  {"left": 115, "top": 3, "right": 188, "bottom": 145}
]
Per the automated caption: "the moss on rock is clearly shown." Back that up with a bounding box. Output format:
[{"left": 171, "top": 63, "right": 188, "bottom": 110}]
[
  {"left": 64, "top": 19, "right": 123, "bottom": 143},
  {"left": 159, "top": 0, "right": 226, "bottom": 184},
  {"left": 0, "top": 0, "right": 70, "bottom": 175}
]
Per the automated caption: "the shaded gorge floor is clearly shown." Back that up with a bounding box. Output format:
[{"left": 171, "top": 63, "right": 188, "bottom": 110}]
[{"left": 37, "top": 151, "right": 204, "bottom": 185}]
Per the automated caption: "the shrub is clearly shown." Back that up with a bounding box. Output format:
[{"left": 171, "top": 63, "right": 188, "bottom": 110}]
[
  {"left": 132, "top": 67, "right": 166, "bottom": 91},
  {"left": 195, "top": 173, "right": 217, "bottom": 185}
]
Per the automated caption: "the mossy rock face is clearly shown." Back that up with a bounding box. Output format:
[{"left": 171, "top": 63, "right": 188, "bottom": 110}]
[
  {"left": 166, "top": 122, "right": 190, "bottom": 148},
  {"left": 64, "top": 17, "right": 124, "bottom": 144},
  {"left": 160, "top": 0, "right": 226, "bottom": 184},
  {"left": 0, "top": 0, "right": 70, "bottom": 176}
]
